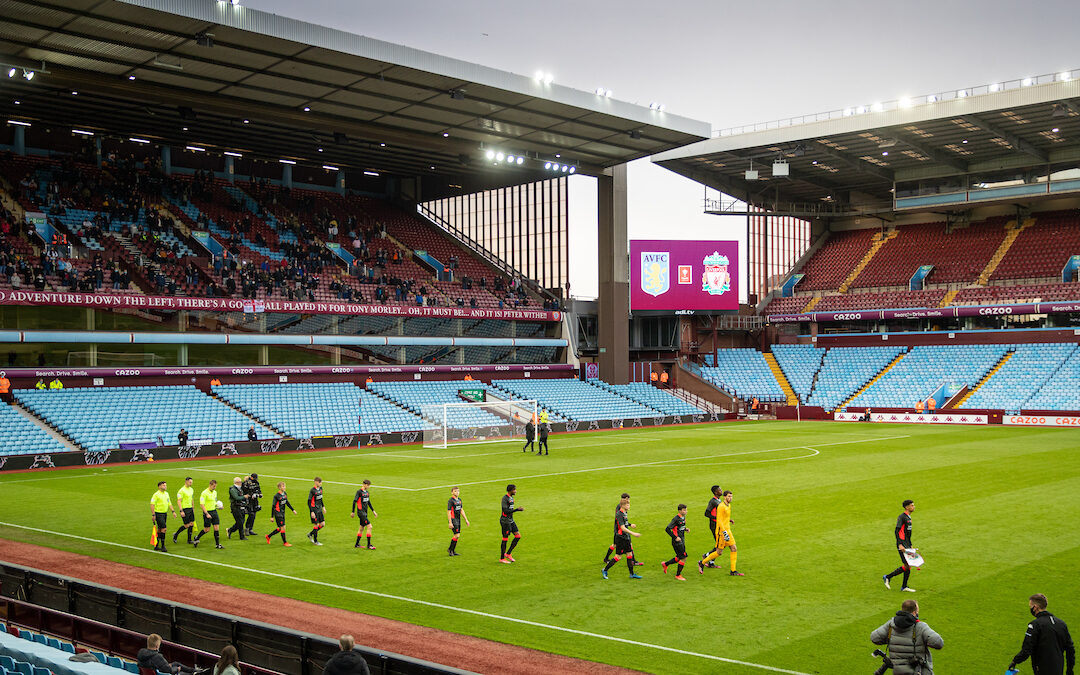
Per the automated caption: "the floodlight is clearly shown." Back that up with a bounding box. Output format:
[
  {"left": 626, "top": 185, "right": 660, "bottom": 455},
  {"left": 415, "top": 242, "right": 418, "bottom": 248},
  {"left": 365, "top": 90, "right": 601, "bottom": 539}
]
[
  {"left": 23, "top": 70, "right": 33, "bottom": 81},
  {"left": 495, "top": 152, "right": 505, "bottom": 162},
  {"left": 516, "top": 156, "right": 524, "bottom": 165},
  {"left": 6, "top": 68, "right": 14, "bottom": 78},
  {"left": 596, "top": 87, "right": 605, "bottom": 95},
  {"left": 506, "top": 155, "right": 515, "bottom": 163},
  {"left": 899, "top": 97, "right": 912, "bottom": 108},
  {"left": 989, "top": 82, "right": 1000, "bottom": 92},
  {"left": 544, "top": 162, "right": 552, "bottom": 170},
  {"left": 927, "top": 94, "right": 937, "bottom": 103},
  {"left": 1022, "top": 77, "right": 1033, "bottom": 87},
  {"left": 129, "top": 137, "right": 149, "bottom": 143},
  {"left": 658, "top": 104, "right": 665, "bottom": 111},
  {"left": 561, "top": 165, "right": 568, "bottom": 172},
  {"left": 856, "top": 106, "right": 867, "bottom": 114},
  {"left": 7, "top": 120, "right": 31, "bottom": 127},
  {"left": 568, "top": 166, "right": 575, "bottom": 174},
  {"left": 485, "top": 150, "right": 495, "bottom": 160},
  {"left": 243, "top": 119, "right": 249, "bottom": 124},
  {"left": 322, "top": 165, "right": 339, "bottom": 171},
  {"left": 230, "top": 0, "right": 239, "bottom": 5},
  {"left": 186, "top": 146, "right": 205, "bottom": 152},
  {"left": 1052, "top": 127, "right": 1060, "bottom": 133},
  {"left": 543, "top": 73, "right": 554, "bottom": 85},
  {"left": 535, "top": 71, "right": 544, "bottom": 81},
  {"left": 279, "top": 158, "right": 296, "bottom": 164},
  {"left": 72, "top": 129, "right": 94, "bottom": 136},
  {"left": 442, "top": 132, "right": 449, "bottom": 137},
  {"left": 881, "top": 151, "right": 889, "bottom": 156},
  {"left": 871, "top": 102, "right": 883, "bottom": 112},
  {"left": 1060, "top": 71, "right": 1071, "bottom": 82},
  {"left": 303, "top": 106, "right": 310, "bottom": 112},
  {"left": 223, "top": 151, "right": 242, "bottom": 157},
  {"left": 363, "top": 171, "right": 380, "bottom": 176},
  {"left": 128, "top": 75, "right": 136, "bottom": 80},
  {"left": 843, "top": 108, "right": 853, "bottom": 117},
  {"left": 957, "top": 89, "right": 968, "bottom": 97}
]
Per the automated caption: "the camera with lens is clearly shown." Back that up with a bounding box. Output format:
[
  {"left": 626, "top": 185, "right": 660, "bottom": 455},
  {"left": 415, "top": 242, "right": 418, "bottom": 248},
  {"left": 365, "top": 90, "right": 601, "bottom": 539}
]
[{"left": 871, "top": 649, "right": 892, "bottom": 675}]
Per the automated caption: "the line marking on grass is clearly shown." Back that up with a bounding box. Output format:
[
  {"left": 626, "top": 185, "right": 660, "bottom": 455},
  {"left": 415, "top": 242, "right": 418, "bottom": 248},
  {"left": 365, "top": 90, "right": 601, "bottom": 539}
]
[
  {"left": 0, "top": 522, "right": 813, "bottom": 675},
  {"left": 673, "top": 447, "right": 820, "bottom": 466}
]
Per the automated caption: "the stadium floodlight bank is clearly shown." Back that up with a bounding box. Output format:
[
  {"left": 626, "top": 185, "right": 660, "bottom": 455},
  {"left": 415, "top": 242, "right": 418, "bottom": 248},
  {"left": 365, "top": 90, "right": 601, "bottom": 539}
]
[{"left": 422, "top": 399, "right": 538, "bottom": 449}]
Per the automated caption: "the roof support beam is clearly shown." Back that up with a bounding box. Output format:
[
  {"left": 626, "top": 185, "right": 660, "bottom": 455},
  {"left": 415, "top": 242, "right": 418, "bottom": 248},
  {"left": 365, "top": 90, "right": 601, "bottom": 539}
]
[
  {"left": 890, "top": 131, "right": 969, "bottom": 174},
  {"left": 959, "top": 115, "right": 1048, "bottom": 163},
  {"left": 811, "top": 143, "right": 895, "bottom": 183}
]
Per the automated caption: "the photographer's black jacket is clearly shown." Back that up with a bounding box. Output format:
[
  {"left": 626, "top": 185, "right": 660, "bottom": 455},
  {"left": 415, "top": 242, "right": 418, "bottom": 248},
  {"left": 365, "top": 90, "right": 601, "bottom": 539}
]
[{"left": 228, "top": 485, "right": 245, "bottom": 509}]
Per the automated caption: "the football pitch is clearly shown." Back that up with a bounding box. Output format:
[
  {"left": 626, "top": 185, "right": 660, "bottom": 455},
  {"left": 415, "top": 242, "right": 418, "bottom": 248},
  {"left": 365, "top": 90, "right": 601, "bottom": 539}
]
[{"left": 2, "top": 420, "right": 1079, "bottom": 674}]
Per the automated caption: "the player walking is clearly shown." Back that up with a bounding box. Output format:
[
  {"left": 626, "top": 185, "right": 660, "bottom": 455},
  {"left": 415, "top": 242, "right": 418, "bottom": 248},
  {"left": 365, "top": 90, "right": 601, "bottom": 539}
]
[
  {"left": 266, "top": 481, "right": 297, "bottom": 546},
  {"left": 150, "top": 481, "right": 177, "bottom": 553},
  {"left": 698, "top": 490, "right": 742, "bottom": 576},
  {"left": 351, "top": 479, "right": 378, "bottom": 549},
  {"left": 603, "top": 492, "right": 631, "bottom": 563},
  {"left": 701, "top": 485, "right": 723, "bottom": 568},
  {"left": 662, "top": 504, "right": 690, "bottom": 580},
  {"left": 173, "top": 477, "right": 196, "bottom": 544},
  {"left": 446, "top": 486, "right": 470, "bottom": 556},
  {"left": 537, "top": 420, "right": 549, "bottom": 455},
  {"left": 883, "top": 499, "right": 917, "bottom": 592},
  {"left": 192, "top": 479, "right": 223, "bottom": 549},
  {"left": 307, "top": 477, "right": 326, "bottom": 545},
  {"left": 602, "top": 495, "right": 642, "bottom": 579},
  {"left": 522, "top": 419, "right": 536, "bottom": 453},
  {"left": 499, "top": 484, "right": 523, "bottom": 563}
]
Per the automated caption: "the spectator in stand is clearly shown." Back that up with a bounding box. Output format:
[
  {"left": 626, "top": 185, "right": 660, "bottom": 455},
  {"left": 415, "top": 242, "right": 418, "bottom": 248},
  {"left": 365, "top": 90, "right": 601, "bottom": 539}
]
[
  {"left": 927, "top": 397, "right": 936, "bottom": 414},
  {"left": 210, "top": 378, "right": 222, "bottom": 387},
  {"left": 34, "top": 270, "right": 46, "bottom": 290},
  {"left": 211, "top": 645, "right": 240, "bottom": 675},
  {"left": 650, "top": 371, "right": 659, "bottom": 383},
  {"left": 137, "top": 634, "right": 197, "bottom": 675},
  {"left": 9, "top": 271, "right": 20, "bottom": 289},
  {"left": 35, "top": 379, "right": 46, "bottom": 390},
  {"left": 0, "top": 370, "right": 9, "bottom": 402},
  {"left": 322, "top": 635, "right": 371, "bottom": 675},
  {"left": 49, "top": 377, "right": 63, "bottom": 390}
]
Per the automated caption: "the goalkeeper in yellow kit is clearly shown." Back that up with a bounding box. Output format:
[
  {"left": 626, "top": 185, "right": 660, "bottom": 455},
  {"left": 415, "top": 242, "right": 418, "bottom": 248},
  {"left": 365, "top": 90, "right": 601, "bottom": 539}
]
[{"left": 698, "top": 490, "right": 744, "bottom": 576}]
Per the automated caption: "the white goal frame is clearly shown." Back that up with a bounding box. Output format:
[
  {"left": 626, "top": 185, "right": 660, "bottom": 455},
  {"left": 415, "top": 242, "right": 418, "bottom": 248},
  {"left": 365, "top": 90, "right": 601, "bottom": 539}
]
[{"left": 422, "top": 399, "right": 538, "bottom": 449}]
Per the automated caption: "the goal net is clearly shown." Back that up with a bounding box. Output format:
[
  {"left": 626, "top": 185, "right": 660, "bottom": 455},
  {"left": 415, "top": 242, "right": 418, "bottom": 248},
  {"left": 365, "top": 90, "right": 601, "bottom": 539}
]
[{"left": 422, "top": 399, "right": 538, "bottom": 449}]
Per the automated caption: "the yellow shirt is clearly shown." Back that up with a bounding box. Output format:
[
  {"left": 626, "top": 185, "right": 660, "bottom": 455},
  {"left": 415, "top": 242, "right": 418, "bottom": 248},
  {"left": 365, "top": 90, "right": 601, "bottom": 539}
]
[
  {"left": 200, "top": 488, "right": 218, "bottom": 513},
  {"left": 177, "top": 485, "right": 195, "bottom": 509},
  {"left": 540, "top": 411, "right": 549, "bottom": 424},
  {"left": 151, "top": 491, "right": 171, "bottom": 513},
  {"left": 717, "top": 501, "right": 732, "bottom": 534}
]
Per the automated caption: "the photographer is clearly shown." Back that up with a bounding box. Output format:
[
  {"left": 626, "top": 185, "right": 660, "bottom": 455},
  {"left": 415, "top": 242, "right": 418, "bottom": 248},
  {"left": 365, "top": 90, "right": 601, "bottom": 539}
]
[
  {"left": 871, "top": 599, "right": 943, "bottom": 674},
  {"left": 226, "top": 476, "right": 247, "bottom": 540},
  {"left": 242, "top": 473, "right": 263, "bottom": 536}
]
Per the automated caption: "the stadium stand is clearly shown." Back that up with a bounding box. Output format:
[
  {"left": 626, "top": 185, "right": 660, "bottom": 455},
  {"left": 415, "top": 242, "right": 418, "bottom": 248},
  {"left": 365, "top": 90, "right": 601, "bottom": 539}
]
[
  {"left": 991, "top": 210, "right": 1080, "bottom": 281},
  {"left": 806, "top": 346, "right": 906, "bottom": 411},
  {"left": 492, "top": 378, "right": 660, "bottom": 421},
  {"left": 590, "top": 381, "right": 707, "bottom": 415},
  {"left": 367, "top": 380, "right": 524, "bottom": 428},
  {"left": 962, "top": 343, "right": 1077, "bottom": 410},
  {"left": 0, "top": 401, "right": 69, "bottom": 456},
  {"left": 15, "top": 386, "right": 276, "bottom": 453},
  {"left": 699, "top": 350, "right": 784, "bottom": 402},
  {"left": 771, "top": 345, "right": 826, "bottom": 404},
  {"left": 213, "top": 382, "right": 430, "bottom": 436},
  {"left": 1018, "top": 347, "right": 1080, "bottom": 412},
  {"left": 797, "top": 229, "right": 876, "bottom": 291},
  {"left": 849, "top": 344, "right": 1007, "bottom": 408}
]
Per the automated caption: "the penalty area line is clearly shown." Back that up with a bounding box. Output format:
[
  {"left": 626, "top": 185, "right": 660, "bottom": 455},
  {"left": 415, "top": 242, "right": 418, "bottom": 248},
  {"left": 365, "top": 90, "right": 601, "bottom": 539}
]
[{"left": 0, "top": 522, "right": 811, "bottom": 675}]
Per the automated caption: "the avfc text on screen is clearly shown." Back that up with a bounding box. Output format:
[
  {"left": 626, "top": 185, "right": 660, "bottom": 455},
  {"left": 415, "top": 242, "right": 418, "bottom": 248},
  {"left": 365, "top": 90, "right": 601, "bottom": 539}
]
[{"left": 629, "top": 240, "right": 739, "bottom": 311}]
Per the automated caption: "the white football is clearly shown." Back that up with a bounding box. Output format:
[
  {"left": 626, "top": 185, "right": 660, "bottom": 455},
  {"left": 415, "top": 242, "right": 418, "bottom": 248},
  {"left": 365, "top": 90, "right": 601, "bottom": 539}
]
[{"left": 216, "top": 500, "right": 223, "bottom": 509}]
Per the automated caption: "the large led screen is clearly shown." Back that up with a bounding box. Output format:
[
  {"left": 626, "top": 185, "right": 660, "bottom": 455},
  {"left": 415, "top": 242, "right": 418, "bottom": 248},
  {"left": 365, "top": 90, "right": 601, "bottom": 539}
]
[{"left": 629, "top": 240, "right": 739, "bottom": 311}]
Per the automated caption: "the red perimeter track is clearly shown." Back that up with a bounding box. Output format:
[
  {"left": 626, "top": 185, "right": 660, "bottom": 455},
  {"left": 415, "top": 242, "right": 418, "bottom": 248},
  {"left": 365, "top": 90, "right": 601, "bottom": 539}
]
[{"left": 0, "top": 540, "right": 641, "bottom": 675}]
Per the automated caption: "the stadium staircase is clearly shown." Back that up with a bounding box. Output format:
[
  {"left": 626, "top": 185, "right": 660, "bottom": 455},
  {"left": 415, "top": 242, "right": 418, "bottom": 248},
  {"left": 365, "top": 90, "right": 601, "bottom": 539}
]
[
  {"left": 838, "top": 229, "right": 898, "bottom": 293},
  {"left": 954, "top": 351, "right": 1014, "bottom": 408},
  {"left": 837, "top": 349, "right": 908, "bottom": 411},
  {"left": 938, "top": 289, "right": 959, "bottom": 307},
  {"left": 801, "top": 296, "right": 822, "bottom": 313},
  {"left": 9, "top": 399, "right": 86, "bottom": 452},
  {"left": 977, "top": 218, "right": 1035, "bottom": 285},
  {"left": 763, "top": 353, "right": 799, "bottom": 406},
  {"left": 210, "top": 393, "right": 288, "bottom": 437}
]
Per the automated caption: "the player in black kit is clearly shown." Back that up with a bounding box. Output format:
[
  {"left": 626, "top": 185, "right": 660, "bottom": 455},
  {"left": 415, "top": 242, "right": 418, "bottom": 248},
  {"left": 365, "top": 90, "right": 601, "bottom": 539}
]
[
  {"left": 537, "top": 420, "right": 549, "bottom": 455},
  {"left": 266, "top": 481, "right": 297, "bottom": 546},
  {"left": 882, "top": 499, "right": 917, "bottom": 592},
  {"left": 307, "top": 477, "right": 326, "bottom": 545},
  {"left": 701, "top": 485, "right": 723, "bottom": 568},
  {"left": 351, "top": 479, "right": 378, "bottom": 549},
  {"left": 602, "top": 495, "right": 642, "bottom": 579},
  {"left": 446, "top": 486, "right": 470, "bottom": 555},
  {"left": 522, "top": 419, "right": 536, "bottom": 453},
  {"left": 662, "top": 504, "right": 690, "bottom": 580},
  {"left": 499, "top": 484, "right": 523, "bottom": 563}
]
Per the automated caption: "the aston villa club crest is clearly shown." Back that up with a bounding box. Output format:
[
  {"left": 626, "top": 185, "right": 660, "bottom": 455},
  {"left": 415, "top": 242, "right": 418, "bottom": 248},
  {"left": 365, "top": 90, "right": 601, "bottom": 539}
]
[
  {"left": 640, "top": 251, "right": 670, "bottom": 297},
  {"left": 701, "top": 251, "right": 731, "bottom": 296}
]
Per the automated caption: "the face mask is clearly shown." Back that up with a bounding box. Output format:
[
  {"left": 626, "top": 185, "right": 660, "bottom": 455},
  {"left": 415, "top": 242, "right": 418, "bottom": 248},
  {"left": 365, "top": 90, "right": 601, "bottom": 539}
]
[{"left": 1030, "top": 607, "right": 1039, "bottom": 617}]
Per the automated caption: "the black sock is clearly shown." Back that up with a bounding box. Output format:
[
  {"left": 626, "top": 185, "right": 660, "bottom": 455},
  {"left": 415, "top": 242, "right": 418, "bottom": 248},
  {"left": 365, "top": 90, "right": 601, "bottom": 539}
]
[
  {"left": 356, "top": 535, "right": 362, "bottom": 546},
  {"left": 677, "top": 563, "right": 685, "bottom": 575},
  {"left": 173, "top": 525, "right": 186, "bottom": 539},
  {"left": 902, "top": 569, "right": 911, "bottom": 587},
  {"left": 449, "top": 538, "right": 457, "bottom": 552},
  {"left": 603, "top": 558, "right": 618, "bottom": 572},
  {"left": 194, "top": 530, "right": 204, "bottom": 541},
  {"left": 366, "top": 535, "right": 371, "bottom": 547},
  {"left": 604, "top": 545, "right": 613, "bottom": 562},
  {"left": 186, "top": 527, "right": 192, "bottom": 543},
  {"left": 507, "top": 537, "right": 519, "bottom": 555},
  {"left": 500, "top": 540, "right": 507, "bottom": 558},
  {"left": 281, "top": 532, "right": 287, "bottom": 543},
  {"left": 887, "top": 567, "right": 903, "bottom": 579},
  {"left": 664, "top": 557, "right": 678, "bottom": 566},
  {"left": 213, "top": 530, "right": 220, "bottom": 544},
  {"left": 627, "top": 557, "right": 635, "bottom": 573}
]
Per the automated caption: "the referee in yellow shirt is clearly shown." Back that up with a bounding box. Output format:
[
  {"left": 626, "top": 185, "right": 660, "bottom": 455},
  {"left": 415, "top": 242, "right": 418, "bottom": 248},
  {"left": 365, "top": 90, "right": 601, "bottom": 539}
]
[
  {"left": 193, "top": 480, "right": 224, "bottom": 549},
  {"left": 150, "top": 481, "right": 177, "bottom": 553},
  {"left": 173, "top": 477, "right": 196, "bottom": 544}
]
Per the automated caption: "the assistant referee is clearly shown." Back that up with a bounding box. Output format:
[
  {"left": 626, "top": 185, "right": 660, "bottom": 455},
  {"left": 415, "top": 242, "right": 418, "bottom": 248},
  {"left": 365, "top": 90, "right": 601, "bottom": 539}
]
[{"left": 150, "top": 481, "right": 177, "bottom": 553}]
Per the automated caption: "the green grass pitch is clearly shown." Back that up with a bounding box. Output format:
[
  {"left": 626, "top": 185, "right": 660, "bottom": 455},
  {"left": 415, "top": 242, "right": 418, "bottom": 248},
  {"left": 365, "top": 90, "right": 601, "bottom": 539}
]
[{"left": 2, "top": 420, "right": 1079, "bottom": 674}]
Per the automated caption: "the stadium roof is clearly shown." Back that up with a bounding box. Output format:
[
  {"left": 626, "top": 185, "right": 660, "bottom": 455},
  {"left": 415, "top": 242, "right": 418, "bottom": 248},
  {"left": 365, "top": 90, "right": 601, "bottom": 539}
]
[
  {"left": 0, "top": 0, "right": 710, "bottom": 186},
  {"left": 653, "top": 72, "right": 1080, "bottom": 218}
]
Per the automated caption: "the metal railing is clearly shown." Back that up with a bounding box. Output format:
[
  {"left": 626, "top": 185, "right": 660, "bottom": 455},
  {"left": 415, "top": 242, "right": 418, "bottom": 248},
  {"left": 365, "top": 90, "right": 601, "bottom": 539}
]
[{"left": 714, "top": 67, "right": 1080, "bottom": 138}]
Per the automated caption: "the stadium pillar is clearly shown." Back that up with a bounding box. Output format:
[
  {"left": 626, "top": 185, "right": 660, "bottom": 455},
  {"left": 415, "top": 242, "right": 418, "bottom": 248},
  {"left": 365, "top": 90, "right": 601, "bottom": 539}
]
[
  {"left": 13, "top": 126, "right": 25, "bottom": 156},
  {"left": 337, "top": 170, "right": 346, "bottom": 194},
  {"left": 597, "top": 163, "right": 629, "bottom": 384},
  {"left": 161, "top": 146, "right": 171, "bottom": 175},
  {"left": 282, "top": 164, "right": 293, "bottom": 189},
  {"left": 95, "top": 137, "right": 102, "bottom": 168},
  {"left": 225, "top": 156, "right": 235, "bottom": 183}
]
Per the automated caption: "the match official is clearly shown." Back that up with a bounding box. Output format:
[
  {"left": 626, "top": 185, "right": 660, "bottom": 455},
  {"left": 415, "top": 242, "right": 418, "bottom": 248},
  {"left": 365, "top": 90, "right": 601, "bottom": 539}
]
[
  {"left": 150, "top": 481, "right": 177, "bottom": 553},
  {"left": 1008, "top": 594, "right": 1075, "bottom": 675},
  {"left": 172, "top": 477, "right": 195, "bottom": 544},
  {"left": 193, "top": 479, "right": 223, "bottom": 548}
]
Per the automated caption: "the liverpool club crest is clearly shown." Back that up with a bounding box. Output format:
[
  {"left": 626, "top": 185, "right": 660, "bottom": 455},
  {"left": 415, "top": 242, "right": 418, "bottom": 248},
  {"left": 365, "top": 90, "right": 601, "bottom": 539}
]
[{"left": 701, "top": 252, "right": 731, "bottom": 296}]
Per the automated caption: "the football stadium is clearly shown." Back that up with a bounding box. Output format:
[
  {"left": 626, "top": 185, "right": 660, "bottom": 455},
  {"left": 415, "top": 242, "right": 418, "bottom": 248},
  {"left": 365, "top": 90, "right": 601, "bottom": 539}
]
[{"left": 1, "top": 2, "right": 1079, "bottom": 674}]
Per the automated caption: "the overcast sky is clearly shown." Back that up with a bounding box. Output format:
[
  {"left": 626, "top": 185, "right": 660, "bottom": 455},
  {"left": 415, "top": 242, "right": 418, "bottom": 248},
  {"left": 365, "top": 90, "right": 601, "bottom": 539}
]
[{"left": 250, "top": 0, "right": 1080, "bottom": 298}]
